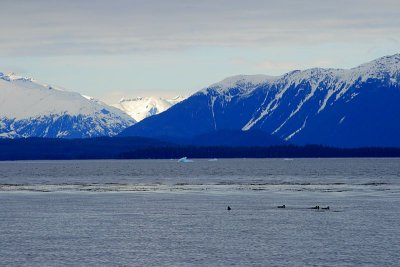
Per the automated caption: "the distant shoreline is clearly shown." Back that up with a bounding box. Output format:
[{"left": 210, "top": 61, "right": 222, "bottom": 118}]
[{"left": 1, "top": 137, "right": 400, "bottom": 161}]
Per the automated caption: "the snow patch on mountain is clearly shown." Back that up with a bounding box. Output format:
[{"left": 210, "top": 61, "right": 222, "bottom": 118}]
[{"left": 285, "top": 116, "right": 308, "bottom": 141}]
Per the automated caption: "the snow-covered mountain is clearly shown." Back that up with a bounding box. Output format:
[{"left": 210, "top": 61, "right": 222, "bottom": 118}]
[
  {"left": 120, "top": 54, "right": 400, "bottom": 147},
  {"left": 0, "top": 73, "right": 135, "bottom": 138},
  {"left": 112, "top": 96, "right": 185, "bottom": 122}
]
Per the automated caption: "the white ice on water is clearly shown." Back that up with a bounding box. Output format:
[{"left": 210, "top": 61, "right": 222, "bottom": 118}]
[{"left": 178, "top": 157, "right": 193, "bottom": 163}]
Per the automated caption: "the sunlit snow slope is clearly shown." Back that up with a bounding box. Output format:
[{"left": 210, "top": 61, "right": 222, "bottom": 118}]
[{"left": 0, "top": 73, "right": 135, "bottom": 138}]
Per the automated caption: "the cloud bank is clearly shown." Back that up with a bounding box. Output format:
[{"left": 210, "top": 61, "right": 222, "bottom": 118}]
[{"left": 1, "top": 0, "right": 399, "bottom": 56}]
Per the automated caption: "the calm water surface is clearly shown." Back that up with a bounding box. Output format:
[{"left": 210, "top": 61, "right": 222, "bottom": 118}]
[{"left": 0, "top": 159, "right": 399, "bottom": 266}]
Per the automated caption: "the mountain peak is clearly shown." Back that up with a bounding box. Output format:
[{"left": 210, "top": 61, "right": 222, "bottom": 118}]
[
  {"left": 112, "top": 95, "right": 186, "bottom": 122},
  {"left": 356, "top": 53, "right": 400, "bottom": 69},
  {"left": 372, "top": 53, "right": 400, "bottom": 63},
  {"left": 344, "top": 53, "right": 400, "bottom": 85}
]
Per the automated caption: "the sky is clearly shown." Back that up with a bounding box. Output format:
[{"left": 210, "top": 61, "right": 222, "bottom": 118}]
[{"left": 1, "top": 0, "right": 399, "bottom": 104}]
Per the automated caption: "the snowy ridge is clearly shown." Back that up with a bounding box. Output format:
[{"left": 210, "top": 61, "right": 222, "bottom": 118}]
[
  {"left": 112, "top": 96, "right": 186, "bottom": 122},
  {"left": 0, "top": 73, "right": 135, "bottom": 138},
  {"left": 202, "top": 54, "right": 400, "bottom": 138},
  {"left": 203, "top": 74, "right": 280, "bottom": 94}
]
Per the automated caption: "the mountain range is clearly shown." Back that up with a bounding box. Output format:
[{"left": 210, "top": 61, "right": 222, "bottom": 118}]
[
  {"left": 0, "top": 72, "right": 187, "bottom": 138},
  {"left": 120, "top": 54, "right": 400, "bottom": 147},
  {"left": 1, "top": 54, "right": 399, "bottom": 147}
]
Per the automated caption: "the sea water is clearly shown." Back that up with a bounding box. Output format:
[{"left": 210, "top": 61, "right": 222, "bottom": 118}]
[{"left": 0, "top": 159, "right": 399, "bottom": 266}]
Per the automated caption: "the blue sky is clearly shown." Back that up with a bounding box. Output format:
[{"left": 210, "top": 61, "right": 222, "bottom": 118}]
[{"left": 1, "top": 0, "right": 399, "bottom": 103}]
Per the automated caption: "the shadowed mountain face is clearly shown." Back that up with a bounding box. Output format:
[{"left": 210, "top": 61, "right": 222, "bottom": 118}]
[
  {"left": 159, "top": 129, "right": 285, "bottom": 147},
  {"left": 188, "top": 130, "right": 284, "bottom": 147},
  {"left": 120, "top": 54, "right": 400, "bottom": 147}
]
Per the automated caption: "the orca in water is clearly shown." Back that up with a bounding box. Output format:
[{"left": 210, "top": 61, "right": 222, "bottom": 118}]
[
  {"left": 277, "top": 205, "right": 286, "bottom": 208},
  {"left": 227, "top": 206, "right": 231, "bottom": 211},
  {"left": 310, "top": 206, "right": 320, "bottom": 209},
  {"left": 321, "top": 206, "right": 330, "bottom": 210}
]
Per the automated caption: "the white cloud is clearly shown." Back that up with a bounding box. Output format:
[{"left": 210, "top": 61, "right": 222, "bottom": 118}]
[{"left": 0, "top": 0, "right": 399, "bottom": 56}]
